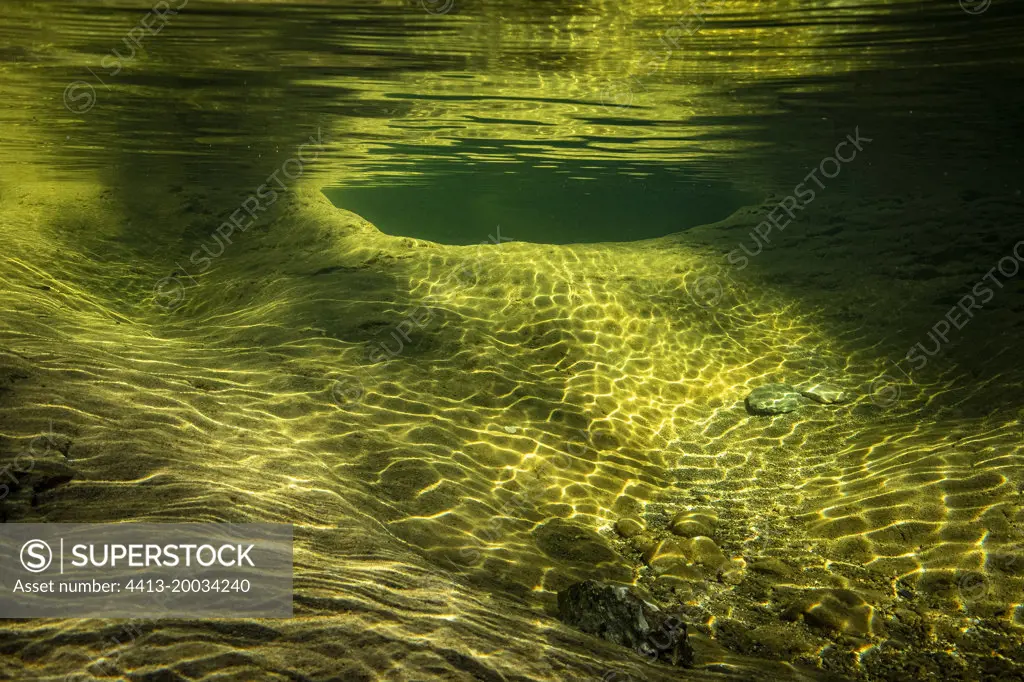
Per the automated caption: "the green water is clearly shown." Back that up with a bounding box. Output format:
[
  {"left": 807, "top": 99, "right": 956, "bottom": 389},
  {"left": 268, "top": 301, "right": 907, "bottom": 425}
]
[
  {"left": 1, "top": 1, "right": 1023, "bottom": 681},
  {"left": 324, "top": 156, "right": 757, "bottom": 244}
]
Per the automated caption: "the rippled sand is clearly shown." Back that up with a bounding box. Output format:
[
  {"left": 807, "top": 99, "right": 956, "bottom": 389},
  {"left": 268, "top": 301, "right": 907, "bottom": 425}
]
[{"left": 1, "top": 178, "right": 1021, "bottom": 680}]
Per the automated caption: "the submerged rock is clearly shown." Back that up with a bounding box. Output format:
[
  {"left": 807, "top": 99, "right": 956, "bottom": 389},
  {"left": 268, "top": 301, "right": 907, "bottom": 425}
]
[
  {"left": 0, "top": 450, "right": 77, "bottom": 522},
  {"left": 642, "top": 537, "right": 692, "bottom": 574},
  {"left": 745, "top": 383, "right": 805, "bottom": 415},
  {"left": 535, "top": 518, "right": 620, "bottom": 566},
  {"left": 670, "top": 510, "right": 717, "bottom": 539},
  {"left": 556, "top": 580, "right": 694, "bottom": 667},
  {"left": 614, "top": 517, "right": 645, "bottom": 539},
  {"left": 642, "top": 536, "right": 728, "bottom": 575},
  {"left": 778, "top": 586, "right": 882, "bottom": 638},
  {"left": 799, "top": 382, "right": 851, "bottom": 404}
]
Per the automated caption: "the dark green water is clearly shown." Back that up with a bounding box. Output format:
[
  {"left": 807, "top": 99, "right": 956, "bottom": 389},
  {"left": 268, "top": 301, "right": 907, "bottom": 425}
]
[{"left": 324, "top": 157, "right": 756, "bottom": 244}]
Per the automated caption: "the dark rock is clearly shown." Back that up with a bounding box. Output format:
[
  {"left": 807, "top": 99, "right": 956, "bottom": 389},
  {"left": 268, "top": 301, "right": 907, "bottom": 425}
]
[
  {"left": 0, "top": 351, "right": 32, "bottom": 396},
  {"left": 25, "top": 459, "right": 77, "bottom": 492},
  {"left": 556, "top": 580, "right": 694, "bottom": 667},
  {"left": 745, "top": 383, "right": 806, "bottom": 415},
  {"left": 0, "top": 450, "right": 77, "bottom": 520}
]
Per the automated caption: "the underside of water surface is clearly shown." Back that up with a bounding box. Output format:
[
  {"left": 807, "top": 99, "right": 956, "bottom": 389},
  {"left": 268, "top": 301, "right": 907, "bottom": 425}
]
[{"left": 1, "top": 0, "right": 1023, "bottom": 681}]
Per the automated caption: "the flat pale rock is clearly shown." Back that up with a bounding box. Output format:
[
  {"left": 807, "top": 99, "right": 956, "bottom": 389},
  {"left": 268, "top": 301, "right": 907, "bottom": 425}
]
[
  {"left": 799, "top": 382, "right": 850, "bottom": 404},
  {"left": 745, "top": 383, "right": 805, "bottom": 415}
]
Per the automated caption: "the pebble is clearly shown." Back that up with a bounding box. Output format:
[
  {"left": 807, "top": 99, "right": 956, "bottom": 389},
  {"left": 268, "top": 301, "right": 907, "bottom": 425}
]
[
  {"left": 643, "top": 536, "right": 729, "bottom": 574},
  {"left": 745, "top": 383, "right": 806, "bottom": 415},
  {"left": 799, "top": 382, "right": 851, "bottom": 404},
  {"left": 614, "top": 517, "right": 645, "bottom": 539},
  {"left": 670, "top": 510, "right": 717, "bottom": 538}
]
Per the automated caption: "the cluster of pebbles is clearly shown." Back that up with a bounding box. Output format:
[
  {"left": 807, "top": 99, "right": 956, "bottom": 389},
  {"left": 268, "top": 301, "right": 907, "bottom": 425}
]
[
  {"left": 613, "top": 507, "right": 746, "bottom": 591},
  {"left": 744, "top": 382, "right": 851, "bottom": 415}
]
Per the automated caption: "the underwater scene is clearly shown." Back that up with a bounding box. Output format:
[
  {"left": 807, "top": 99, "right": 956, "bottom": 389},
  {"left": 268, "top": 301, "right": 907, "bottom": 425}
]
[{"left": 0, "top": 0, "right": 1022, "bottom": 680}]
